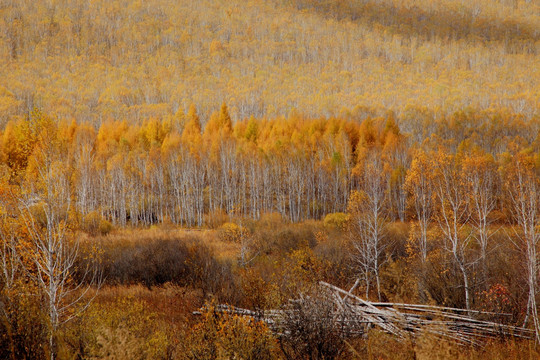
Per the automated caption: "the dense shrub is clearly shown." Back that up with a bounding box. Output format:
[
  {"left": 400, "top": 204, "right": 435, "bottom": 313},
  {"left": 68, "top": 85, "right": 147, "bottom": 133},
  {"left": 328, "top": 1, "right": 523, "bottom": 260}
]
[
  {"left": 0, "top": 284, "right": 47, "bottom": 360},
  {"left": 253, "top": 222, "right": 318, "bottom": 256},
  {"left": 218, "top": 222, "right": 247, "bottom": 242},
  {"left": 323, "top": 212, "right": 348, "bottom": 231},
  {"left": 81, "top": 211, "right": 113, "bottom": 236},
  {"left": 77, "top": 233, "right": 234, "bottom": 297},
  {"left": 98, "top": 218, "right": 113, "bottom": 235},
  {"left": 59, "top": 296, "right": 177, "bottom": 360}
]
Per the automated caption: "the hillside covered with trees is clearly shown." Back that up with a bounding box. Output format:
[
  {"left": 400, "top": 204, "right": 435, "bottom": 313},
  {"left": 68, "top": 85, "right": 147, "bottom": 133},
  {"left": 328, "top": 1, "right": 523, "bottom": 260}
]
[
  {"left": 1, "top": 0, "right": 540, "bottom": 359},
  {"left": 0, "top": 0, "right": 538, "bottom": 124}
]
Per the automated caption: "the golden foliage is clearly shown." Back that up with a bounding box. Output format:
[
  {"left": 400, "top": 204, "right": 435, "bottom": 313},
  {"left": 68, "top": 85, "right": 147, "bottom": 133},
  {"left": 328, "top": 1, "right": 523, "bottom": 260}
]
[{"left": 0, "top": 0, "right": 537, "bottom": 125}]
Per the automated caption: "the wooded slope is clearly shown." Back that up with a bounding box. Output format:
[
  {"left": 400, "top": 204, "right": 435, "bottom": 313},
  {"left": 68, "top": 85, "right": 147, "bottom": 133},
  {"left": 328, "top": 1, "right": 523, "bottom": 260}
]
[{"left": 0, "top": 0, "right": 538, "bottom": 125}]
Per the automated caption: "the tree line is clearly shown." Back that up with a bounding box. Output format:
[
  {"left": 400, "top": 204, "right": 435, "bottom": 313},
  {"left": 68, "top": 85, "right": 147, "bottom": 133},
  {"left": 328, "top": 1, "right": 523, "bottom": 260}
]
[{"left": 1, "top": 105, "right": 539, "bottom": 228}]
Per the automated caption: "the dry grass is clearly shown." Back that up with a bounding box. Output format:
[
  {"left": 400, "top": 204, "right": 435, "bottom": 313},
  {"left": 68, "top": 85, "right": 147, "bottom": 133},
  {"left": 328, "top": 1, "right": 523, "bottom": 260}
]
[
  {"left": 77, "top": 284, "right": 200, "bottom": 359},
  {"left": 345, "top": 329, "right": 539, "bottom": 360},
  {"left": 93, "top": 284, "right": 203, "bottom": 323}
]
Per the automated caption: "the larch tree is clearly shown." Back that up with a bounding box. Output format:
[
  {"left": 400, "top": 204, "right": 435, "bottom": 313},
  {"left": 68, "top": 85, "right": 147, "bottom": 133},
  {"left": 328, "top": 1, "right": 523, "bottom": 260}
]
[
  {"left": 181, "top": 104, "right": 203, "bottom": 155},
  {"left": 381, "top": 116, "right": 409, "bottom": 221}
]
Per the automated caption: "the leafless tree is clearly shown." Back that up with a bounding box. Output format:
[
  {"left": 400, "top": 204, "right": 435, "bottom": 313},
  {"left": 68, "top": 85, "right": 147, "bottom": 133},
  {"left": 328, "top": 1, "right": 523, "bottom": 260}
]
[
  {"left": 348, "top": 154, "right": 388, "bottom": 301},
  {"left": 503, "top": 153, "right": 540, "bottom": 342},
  {"left": 432, "top": 151, "right": 475, "bottom": 310},
  {"left": 462, "top": 152, "right": 499, "bottom": 280},
  {"left": 0, "top": 207, "right": 21, "bottom": 360}
]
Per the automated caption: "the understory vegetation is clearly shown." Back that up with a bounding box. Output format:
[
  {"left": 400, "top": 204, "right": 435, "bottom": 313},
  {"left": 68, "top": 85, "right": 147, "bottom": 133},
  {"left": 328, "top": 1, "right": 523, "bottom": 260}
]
[{"left": 1, "top": 215, "right": 540, "bottom": 359}]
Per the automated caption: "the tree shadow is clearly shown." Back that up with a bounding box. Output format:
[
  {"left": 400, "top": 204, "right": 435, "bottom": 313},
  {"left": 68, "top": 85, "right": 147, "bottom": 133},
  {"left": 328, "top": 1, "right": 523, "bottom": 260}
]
[{"left": 288, "top": 0, "right": 538, "bottom": 54}]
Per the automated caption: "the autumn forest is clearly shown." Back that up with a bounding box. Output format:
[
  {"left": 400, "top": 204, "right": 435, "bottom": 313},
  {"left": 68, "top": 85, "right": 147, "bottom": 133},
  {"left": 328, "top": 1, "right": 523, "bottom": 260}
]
[{"left": 1, "top": 0, "right": 540, "bottom": 359}]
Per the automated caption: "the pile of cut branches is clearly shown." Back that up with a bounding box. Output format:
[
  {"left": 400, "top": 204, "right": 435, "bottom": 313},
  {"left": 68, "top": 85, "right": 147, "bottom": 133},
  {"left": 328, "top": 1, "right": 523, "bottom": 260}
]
[{"left": 208, "top": 281, "right": 534, "bottom": 346}]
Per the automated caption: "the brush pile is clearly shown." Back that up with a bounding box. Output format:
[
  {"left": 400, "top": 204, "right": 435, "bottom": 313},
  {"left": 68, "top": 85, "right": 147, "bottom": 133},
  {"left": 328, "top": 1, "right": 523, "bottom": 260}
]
[{"left": 210, "top": 281, "right": 534, "bottom": 346}]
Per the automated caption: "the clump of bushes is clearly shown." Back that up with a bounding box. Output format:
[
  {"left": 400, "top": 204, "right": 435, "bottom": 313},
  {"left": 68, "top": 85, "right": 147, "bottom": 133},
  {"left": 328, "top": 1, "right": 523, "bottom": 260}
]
[
  {"left": 323, "top": 212, "right": 348, "bottom": 230},
  {"left": 252, "top": 218, "right": 318, "bottom": 255},
  {"left": 58, "top": 295, "right": 178, "bottom": 360},
  {"left": 218, "top": 222, "right": 248, "bottom": 242},
  {"left": 77, "top": 233, "right": 234, "bottom": 297},
  {"left": 0, "top": 283, "right": 47, "bottom": 360},
  {"left": 81, "top": 210, "right": 113, "bottom": 236}
]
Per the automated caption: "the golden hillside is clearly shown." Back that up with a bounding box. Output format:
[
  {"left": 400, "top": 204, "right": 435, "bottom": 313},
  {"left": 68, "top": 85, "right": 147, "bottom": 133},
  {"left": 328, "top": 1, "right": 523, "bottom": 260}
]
[{"left": 0, "top": 0, "right": 538, "bottom": 125}]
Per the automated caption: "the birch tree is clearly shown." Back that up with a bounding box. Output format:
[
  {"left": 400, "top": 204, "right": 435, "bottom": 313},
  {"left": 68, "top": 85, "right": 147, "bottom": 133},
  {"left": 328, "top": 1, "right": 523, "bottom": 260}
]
[
  {"left": 502, "top": 152, "right": 540, "bottom": 342},
  {"left": 348, "top": 154, "right": 388, "bottom": 300},
  {"left": 461, "top": 150, "right": 498, "bottom": 279},
  {"left": 0, "top": 187, "right": 21, "bottom": 360},
  {"left": 404, "top": 150, "right": 433, "bottom": 263},
  {"left": 432, "top": 149, "right": 474, "bottom": 310},
  {"left": 21, "top": 117, "right": 100, "bottom": 360}
]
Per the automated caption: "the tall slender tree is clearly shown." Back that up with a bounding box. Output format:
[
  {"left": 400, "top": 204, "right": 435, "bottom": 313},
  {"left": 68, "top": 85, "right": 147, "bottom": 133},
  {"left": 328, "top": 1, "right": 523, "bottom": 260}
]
[
  {"left": 502, "top": 152, "right": 540, "bottom": 342},
  {"left": 348, "top": 153, "right": 388, "bottom": 300}
]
